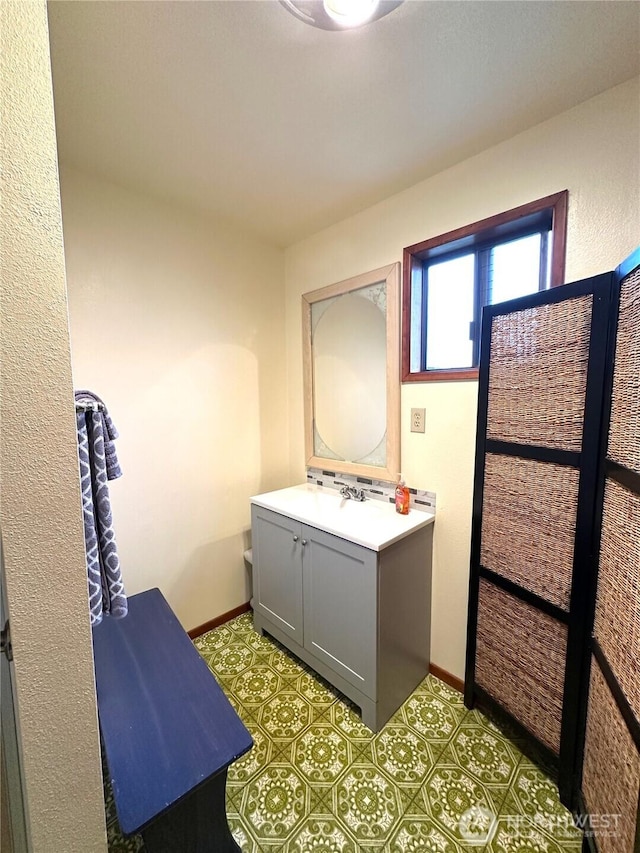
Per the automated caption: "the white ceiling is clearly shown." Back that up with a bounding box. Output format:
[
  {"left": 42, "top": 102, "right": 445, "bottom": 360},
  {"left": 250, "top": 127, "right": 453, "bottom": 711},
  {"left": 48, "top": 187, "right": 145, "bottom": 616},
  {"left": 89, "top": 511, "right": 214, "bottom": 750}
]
[{"left": 47, "top": 1, "right": 640, "bottom": 247}]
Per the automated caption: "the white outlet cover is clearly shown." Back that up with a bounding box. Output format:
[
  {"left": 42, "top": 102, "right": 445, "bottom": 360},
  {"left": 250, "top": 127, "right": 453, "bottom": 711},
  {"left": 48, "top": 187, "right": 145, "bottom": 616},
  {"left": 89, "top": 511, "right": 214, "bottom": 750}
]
[{"left": 411, "top": 408, "right": 426, "bottom": 433}]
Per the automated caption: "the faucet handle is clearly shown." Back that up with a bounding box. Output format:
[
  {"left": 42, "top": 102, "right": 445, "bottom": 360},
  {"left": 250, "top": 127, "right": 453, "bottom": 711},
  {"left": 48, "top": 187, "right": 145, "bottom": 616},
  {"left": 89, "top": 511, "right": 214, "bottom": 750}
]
[{"left": 347, "top": 485, "right": 367, "bottom": 501}]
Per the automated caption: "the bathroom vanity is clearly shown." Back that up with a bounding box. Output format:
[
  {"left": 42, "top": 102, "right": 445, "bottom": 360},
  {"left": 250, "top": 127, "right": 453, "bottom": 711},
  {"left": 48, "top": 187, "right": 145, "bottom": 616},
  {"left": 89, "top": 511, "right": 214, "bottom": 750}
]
[{"left": 250, "top": 484, "right": 434, "bottom": 731}]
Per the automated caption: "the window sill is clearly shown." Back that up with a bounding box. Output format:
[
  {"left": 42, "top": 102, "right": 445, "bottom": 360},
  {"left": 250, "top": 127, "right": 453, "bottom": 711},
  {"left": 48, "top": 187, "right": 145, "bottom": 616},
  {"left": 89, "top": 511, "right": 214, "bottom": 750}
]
[{"left": 402, "top": 367, "right": 479, "bottom": 383}]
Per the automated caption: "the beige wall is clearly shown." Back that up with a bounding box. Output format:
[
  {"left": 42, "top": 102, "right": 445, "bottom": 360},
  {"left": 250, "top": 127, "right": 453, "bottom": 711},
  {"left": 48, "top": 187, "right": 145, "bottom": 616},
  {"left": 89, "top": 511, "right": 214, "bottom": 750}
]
[
  {"left": 0, "top": 3, "right": 107, "bottom": 850},
  {"left": 5, "top": 4, "right": 635, "bottom": 847},
  {"left": 285, "top": 77, "right": 640, "bottom": 681},
  {"left": 60, "top": 168, "right": 289, "bottom": 631}
]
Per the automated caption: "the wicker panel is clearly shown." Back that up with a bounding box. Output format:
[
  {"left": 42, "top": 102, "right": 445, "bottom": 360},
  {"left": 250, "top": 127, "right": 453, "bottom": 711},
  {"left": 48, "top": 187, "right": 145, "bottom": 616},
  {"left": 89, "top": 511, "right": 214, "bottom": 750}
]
[
  {"left": 582, "top": 656, "right": 640, "bottom": 853},
  {"left": 595, "top": 477, "right": 640, "bottom": 722},
  {"left": 609, "top": 266, "right": 640, "bottom": 474},
  {"left": 481, "top": 453, "right": 578, "bottom": 610},
  {"left": 475, "top": 578, "right": 567, "bottom": 753},
  {"left": 486, "top": 294, "right": 593, "bottom": 451}
]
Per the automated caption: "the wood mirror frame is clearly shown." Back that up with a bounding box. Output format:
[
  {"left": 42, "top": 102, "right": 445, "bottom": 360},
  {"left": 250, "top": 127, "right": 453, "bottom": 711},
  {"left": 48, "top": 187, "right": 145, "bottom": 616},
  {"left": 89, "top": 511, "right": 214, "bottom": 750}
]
[{"left": 302, "top": 262, "right": 401, "bottom": 482}]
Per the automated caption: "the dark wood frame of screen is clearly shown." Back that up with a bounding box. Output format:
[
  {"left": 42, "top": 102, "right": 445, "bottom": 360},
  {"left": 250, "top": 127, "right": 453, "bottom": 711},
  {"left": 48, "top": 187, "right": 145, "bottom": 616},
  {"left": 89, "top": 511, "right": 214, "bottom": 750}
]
[{"left": 401, "top": 190, "right": 568, "bottom": 383}]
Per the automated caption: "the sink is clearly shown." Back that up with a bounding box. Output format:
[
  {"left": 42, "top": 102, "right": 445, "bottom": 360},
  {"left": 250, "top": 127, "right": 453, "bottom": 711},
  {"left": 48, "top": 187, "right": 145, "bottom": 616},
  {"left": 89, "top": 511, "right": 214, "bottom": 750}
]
[{"left": 250, "top": 483, "right": 434, "bottom": 551}]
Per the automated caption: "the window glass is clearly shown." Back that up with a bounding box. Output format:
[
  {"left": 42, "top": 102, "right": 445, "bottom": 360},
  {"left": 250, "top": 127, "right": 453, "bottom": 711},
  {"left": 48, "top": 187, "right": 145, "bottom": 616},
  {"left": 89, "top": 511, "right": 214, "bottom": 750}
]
[
  {"left": 409, "top": 267, "right": 424, "bottom": 374},
  {"left": 401, "top": 191, "right": 567, "bottom": 381},
  {"left": 490, "top": 233, "right": 544, "bottom": 305},
  {"left": 426, "top": 253, "right": 474, "bottom": 370}
]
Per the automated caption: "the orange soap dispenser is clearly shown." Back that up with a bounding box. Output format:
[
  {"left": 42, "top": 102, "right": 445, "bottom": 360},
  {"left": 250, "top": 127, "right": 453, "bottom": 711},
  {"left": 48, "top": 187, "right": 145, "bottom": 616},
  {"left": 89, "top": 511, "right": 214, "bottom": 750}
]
[{"left": 395, "top": 475, "right": 410, "bottom": 515}]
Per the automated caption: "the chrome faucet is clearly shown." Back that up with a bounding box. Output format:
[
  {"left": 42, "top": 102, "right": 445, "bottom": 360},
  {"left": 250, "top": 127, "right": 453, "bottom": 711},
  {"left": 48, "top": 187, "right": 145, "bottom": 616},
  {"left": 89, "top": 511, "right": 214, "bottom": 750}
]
[{"left": 339, "top": 485, "right": 367, "bottom": 502}]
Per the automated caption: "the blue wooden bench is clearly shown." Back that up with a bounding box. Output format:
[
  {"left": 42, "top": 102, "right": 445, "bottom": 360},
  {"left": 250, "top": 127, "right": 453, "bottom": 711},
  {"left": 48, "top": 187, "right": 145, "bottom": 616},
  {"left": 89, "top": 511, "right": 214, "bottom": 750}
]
[{"left": 92, "top": 588, "right": 252, "bottom": 852}]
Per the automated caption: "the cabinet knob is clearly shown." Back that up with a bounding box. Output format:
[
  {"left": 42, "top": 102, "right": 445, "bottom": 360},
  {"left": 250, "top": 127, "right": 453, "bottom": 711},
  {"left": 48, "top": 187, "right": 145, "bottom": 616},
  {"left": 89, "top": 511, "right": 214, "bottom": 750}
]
[
  {"left": 302, "top": 539, "right": 307, "bottom": 546},
  {"left": 293, "top": 535, "right": 299, "bottom": 542}
]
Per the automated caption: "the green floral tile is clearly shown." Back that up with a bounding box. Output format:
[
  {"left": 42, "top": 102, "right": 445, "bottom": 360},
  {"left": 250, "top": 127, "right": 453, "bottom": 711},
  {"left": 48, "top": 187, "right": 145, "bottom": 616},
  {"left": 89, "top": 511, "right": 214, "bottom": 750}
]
[
  {"left": 329, "top": 759, "right": 410, "bottom": 847},
  {"left": 233, "top": 706, "right": 277, "bottom": 749},
  {"left": 449, "top": 721, "right": 521, "bottom": 787},
  {"left": 322, "top": 697, "right": 376, "bottom": 754},
  {"left": 385, "top": 812, "right": 467, "bottom": 853},
  {"left": 462, "top": 706, "right": 534, "bottom": 768},
  {"left": 267, "top": 646, "right": 309, "bottom": 681},
  {"left": 419, "top": 674, "right": 466, "bottom": 705},
  {"left": 258, "top": 691, "right": 315, "bottom": 746},
  {"left": 364, "top": 722, "right": 436, "bottom": 794},
  {"left": 417, "top": 760, "right": 506, "bottom": 844},
  {"left": 238, "top": 761, "right": 307, "bottom": 843},
  {"left": 104, "top": 613, "right": 585, "bottom": 852},
  {"left": 466, "top": 706, "right": 562, "bottom": 787},
  {"left": 235, "top": 759, "right": 330, "bottom": 849},
  {"left": 402, "top": 796, "right": 497, "bottom": 853},
  {"left": 205, "top": 643, "right": 257, "bottom": 681},
  {"left": 227, "top": 814, "right": 258, "bottom": 853},
  {"left": 501, "top": 768, "right": 582, "bottom": 849},
  {"left": 294, "top": 669, "right": 340, "bottom": 710},
  {"left": 226, "top": 612, "right": 256, "bottom": 636},
  {"left": 393, "top": 689, "right": 466, "bottom": 754},
  {"left": 487, "top": 813, "right": 581, "bottom": 852},
  {"left": 509, "top": 761, "right": 573, "bottom": 823},
  {"left": 225, "top": 785, "right": 242, "bottom": 813},
  {"left": 193, "top": 623, "right": 233, "bottom": 654},
  {"left": 231, "top": 663, "right": 283, "bottom": 707},
  {"left": 219, "top": 685, "right": 247, "bottom": 717},
  {"left": 283, "top": 815, "right": 360, "bottom": 853},
  {"left": 226, "top": 723, "right": 277, "bottom": 804},
  {"left": 227, "top": 806, "right": 282, "bottom": 853},
  {"left": 286, "top": 720, "right": 354, "bottom": 790},
  {"left": 242, "top": 624, "right": 284, "bottom": 657}
]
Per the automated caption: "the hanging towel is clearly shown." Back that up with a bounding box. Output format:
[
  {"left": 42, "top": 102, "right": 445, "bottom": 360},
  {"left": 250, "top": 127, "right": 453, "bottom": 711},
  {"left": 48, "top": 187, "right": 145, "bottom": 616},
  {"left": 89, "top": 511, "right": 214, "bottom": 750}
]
[
  {"left": 75, "top": 390, "right": 127, "bottom": 625},
  {"left": 75, "top": 389, "right": 122, "bottom": 479}
]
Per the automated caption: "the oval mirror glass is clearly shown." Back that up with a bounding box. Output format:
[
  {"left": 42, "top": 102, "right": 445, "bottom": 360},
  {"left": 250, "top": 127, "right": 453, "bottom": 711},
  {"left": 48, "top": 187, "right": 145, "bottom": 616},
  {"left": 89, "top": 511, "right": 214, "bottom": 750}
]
[{"left": 313, "top": 291, "right": 386, "bottom": 463}]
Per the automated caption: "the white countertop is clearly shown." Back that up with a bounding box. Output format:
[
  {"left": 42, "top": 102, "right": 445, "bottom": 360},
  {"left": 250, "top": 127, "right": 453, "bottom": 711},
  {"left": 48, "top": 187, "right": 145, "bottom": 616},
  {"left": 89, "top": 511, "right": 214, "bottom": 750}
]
[{"left": 250, "top": 483, "right": 435, "bottom": 551}]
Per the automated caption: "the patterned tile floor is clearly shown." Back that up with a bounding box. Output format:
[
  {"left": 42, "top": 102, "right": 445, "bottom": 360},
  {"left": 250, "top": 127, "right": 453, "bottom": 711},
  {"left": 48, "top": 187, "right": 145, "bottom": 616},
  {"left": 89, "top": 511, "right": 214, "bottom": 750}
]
[{"left": 105, "top": 612, "right": 583, "bottom": 852}]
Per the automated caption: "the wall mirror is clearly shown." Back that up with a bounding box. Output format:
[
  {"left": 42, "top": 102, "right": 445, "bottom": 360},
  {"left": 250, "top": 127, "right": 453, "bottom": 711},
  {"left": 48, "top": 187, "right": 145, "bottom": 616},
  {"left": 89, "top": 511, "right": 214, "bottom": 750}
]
[{"left": 302, "top": 263, "right": 400, "bottom": 482}]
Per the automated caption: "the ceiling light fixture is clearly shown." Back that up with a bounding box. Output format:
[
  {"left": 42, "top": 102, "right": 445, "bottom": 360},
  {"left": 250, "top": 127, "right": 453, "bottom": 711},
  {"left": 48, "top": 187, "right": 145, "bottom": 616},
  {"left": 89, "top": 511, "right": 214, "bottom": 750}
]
[{"left": 280, "top": 0, "right": 403, "bottom": 31}]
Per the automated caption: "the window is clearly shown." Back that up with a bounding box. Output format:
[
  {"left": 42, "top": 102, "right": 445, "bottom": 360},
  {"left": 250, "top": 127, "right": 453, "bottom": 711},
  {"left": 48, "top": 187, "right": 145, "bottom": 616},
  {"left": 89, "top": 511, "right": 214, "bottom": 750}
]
[{"left": 402, "top": 191, "right": 568, "bottom": 381}]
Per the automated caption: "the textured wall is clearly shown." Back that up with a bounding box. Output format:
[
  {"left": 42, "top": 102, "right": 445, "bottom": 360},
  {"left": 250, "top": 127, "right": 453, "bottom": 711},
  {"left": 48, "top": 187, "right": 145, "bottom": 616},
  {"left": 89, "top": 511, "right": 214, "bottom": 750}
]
[
  {"left": 59, "top": 168, "right": 289, "bottom": 632},
  {"left": 0, "top": 3, "right": 107, "bottom": 850},
  {"left": 284, "top": 77, "right": 640, "bottom": 681}
]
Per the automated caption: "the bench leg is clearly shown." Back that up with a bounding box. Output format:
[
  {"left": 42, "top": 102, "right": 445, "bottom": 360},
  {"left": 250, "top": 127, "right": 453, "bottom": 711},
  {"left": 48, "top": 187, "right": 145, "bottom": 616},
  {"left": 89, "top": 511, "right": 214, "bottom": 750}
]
[{"left": 140, "top": 768, "right": 240, "bottom": 853}]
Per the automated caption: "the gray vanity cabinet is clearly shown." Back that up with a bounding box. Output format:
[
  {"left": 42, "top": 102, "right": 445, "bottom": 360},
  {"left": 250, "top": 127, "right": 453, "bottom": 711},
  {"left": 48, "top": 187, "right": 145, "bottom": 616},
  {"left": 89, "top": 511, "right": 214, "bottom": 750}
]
[
  {"left": 251, "top": 506, "right": 304, "bottom": 644},
  {"left": 251, "top": 503, "right": 432, "bottom": 731},
  {"left": 301, "top": 523, "right": 377, "bottom": 699}
]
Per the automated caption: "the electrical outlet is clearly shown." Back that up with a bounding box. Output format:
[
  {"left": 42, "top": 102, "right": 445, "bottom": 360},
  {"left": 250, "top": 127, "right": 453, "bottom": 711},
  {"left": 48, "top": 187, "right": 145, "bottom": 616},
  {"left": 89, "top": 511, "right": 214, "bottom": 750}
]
[{"left": 411, "top": 407, "right": 426, "bottom": 433}]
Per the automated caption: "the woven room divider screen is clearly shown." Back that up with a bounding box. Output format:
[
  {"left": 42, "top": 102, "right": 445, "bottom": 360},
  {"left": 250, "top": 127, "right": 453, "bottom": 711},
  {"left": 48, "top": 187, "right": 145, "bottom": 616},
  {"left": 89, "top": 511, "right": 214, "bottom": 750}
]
[
  {"left": 579, "top": 252, "right": 640, "bottom": 853},
  {"left": 466, "top": 248, "right": 640, "bottom": 851},
  {"left": 464, "top": 271, "right": 615, "bottom": 806}
]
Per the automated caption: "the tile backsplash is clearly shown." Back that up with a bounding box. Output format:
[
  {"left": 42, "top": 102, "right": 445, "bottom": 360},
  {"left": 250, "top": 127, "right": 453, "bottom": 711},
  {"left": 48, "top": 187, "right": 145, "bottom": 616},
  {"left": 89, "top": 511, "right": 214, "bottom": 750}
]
[{"left": 306, "top": 467, "right": 436, "bottom": 513}]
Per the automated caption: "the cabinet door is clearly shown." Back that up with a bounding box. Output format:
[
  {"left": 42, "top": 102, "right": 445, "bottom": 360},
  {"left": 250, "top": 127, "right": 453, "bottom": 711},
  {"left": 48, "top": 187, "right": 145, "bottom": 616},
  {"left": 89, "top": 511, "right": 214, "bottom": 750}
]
[
  {"left": 252, "top": 506, "right": 303, "bottom": 642},
  {"left": 302, "top": 525, "right": 377, "bottom": 699}
]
